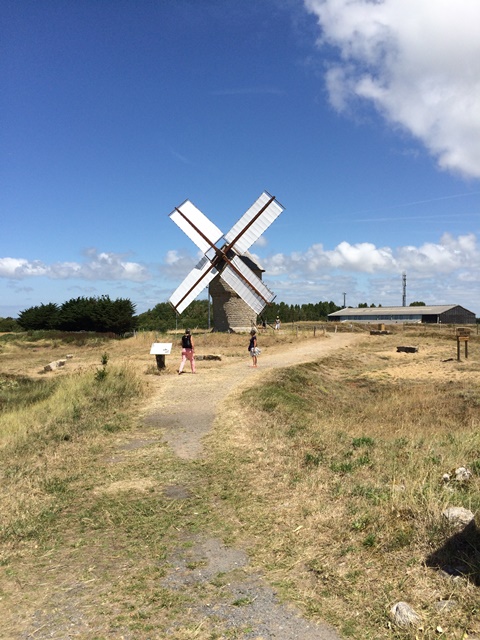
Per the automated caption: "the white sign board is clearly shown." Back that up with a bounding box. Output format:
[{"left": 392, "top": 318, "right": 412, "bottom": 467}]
[{"left": 150, "top": 343, "right": 172, "bottom": 355}]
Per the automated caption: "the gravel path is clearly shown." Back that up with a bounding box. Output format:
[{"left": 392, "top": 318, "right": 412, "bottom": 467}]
[{"left": 141, "top": 332, "right": 360, "bottom": 639}]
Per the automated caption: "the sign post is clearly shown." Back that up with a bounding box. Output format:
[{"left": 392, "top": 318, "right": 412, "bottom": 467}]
[
  {"left": 456, "top": 328, "right": 470, "bottom": 361},
  {"left": 150, "top": 343, "right": 172, "bottom": 370}
]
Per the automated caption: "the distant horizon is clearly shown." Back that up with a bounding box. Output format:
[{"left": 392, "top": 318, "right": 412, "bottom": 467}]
[{"left": 5, "top": 296, "right": 478, "bottom": 322}]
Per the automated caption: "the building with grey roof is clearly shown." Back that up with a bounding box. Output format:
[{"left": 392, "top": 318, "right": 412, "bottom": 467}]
[{"left": 328, "top": 304, "right": 476, "bottom": 324}]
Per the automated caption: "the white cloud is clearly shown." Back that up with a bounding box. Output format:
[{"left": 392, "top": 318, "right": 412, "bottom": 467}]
[
  {"left": 0, "top": 250, "right": 149, "bottom": 282},
  {"left": 255, "top": 232, "right": 480, "bottom": 311},
  {"left": 261, "top": 232, "right": 479, "bottom": 277},
  {"left": 253, "top": 235, "right": 268, "bottom": 248},
  {"left": 164, "top": 250, "right": 182, "bottom": 266},
  {"left": 304, "top": 0, "right": 480, "bottom": 178},
  {"left": 396, "top": 232, "right": 479, "bottom": 273},
  {"left": 0, "top": 258, "right": 49, "bottom": 278},
  {"left": 160, "top": 249, "right": 203, "bottom": 281},
  {"left": 326, "top": 241, "right": 395, "bottom": 272}
]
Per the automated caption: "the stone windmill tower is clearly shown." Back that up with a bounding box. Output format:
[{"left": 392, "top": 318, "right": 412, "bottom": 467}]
[
  {"left": 209, "top": 252, "right": 265, "bottom": 332},
  {"left": 168, "top": 191, "right": 284, "bottom": 331}
]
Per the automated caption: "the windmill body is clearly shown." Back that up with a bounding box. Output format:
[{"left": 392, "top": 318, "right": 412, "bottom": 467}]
[
  {"left": 209, "top": 253, "right": 265, "bottom": 332},
  {"left": 168, "top": 191, "right": 284, "bottom": 331}
]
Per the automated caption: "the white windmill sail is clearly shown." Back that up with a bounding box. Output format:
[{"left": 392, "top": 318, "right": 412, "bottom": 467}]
[
  {"left": 223, "top": 191, "right": 284, "bottom": 255},
  {"left": 169, "top": 200, "right": 223, "bottom": 254},
  {"left": 220, "top": 255, "right": 275, "bottom": 315},
  {"left": 169, "top": 256, "right": 218, "bottom": 315}
]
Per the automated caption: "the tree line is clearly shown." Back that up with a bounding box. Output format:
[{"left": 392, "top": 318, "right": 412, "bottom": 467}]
[
  {"left": 13, "top": 296, "right": 137, "bottom": 334},
  {"left": 135, "top": 299, "right": 341, "bottom": 331},
  {"left": 1, "top": 296, "right": 342, "bottom": 333}
]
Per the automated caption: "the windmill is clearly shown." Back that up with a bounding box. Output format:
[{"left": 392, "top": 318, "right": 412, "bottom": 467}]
[{"left": 168, "top": 191, "right": 284, "bottom": 331}]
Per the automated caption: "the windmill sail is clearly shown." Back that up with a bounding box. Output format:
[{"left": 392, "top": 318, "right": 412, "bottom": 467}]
[
  {"left": 223, "top": 191, "right": 284, "bottom": 255},
  {"left": 169, "top": 256, "right": 218, "bottom": 315},
  {"left": 220, "top": 255, "right": 275, "bottom": 315},
  {"left": 169, "top": 200, "right": 223, "bottom": 254}
]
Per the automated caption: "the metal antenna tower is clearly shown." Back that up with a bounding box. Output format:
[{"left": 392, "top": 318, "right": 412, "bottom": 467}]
[{"left": 402, "top": 272, "right": 407, "bottom": 307}]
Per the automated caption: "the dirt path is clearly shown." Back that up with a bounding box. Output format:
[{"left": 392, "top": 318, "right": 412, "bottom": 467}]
[
  {"left": 138, "top": 332, "right": 360, "bottom": 639},
  {"left": 144, "top": 332, "right": 359, "bottom": 460}
]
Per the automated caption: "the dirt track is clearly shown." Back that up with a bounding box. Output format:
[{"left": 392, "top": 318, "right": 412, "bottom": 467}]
[
  {"left": 143, "top": 332, "right": 360, "bottom": 460},
  {"left": 137, "top": 332, "right": 360, "bottom": 640}
]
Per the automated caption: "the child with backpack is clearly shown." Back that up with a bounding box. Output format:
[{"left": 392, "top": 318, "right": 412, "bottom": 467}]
[{"left": 249, "top": 329, "right": 260, "bottom": 367}]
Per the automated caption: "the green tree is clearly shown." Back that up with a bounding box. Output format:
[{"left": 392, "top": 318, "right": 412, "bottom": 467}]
[
  {"left": 409, "top": 301, "right": 426, "bottom": 306},
  {"left": 179, "top": 299, "right": 209, "bottom": 330},
  {"left": 136, "top": 299, "right": 209, "bottom": 332},
  {"left": 17, "top": 296, "right": 137, "bottom": 333},
  {"left": 0, "top": 317, "right": 20, "bottom": 332},
  {"left": 265, "top": 300, "right": 340, "bottom": 324},
  {"left": 137, "top": 298, "right": 342, "bottom": 331},
  {"left": 58, "top": 297, "right": 96, "bottom": 331},
  {"left": 58, "top": 296, "right": 136, "bottom": 333},
  {"left": 136, "top": 304, "right": 171, "bottom": 331},
  {"left": 17, "top": 303, "right": 60, "bottom": 330},
  {"left": 93, "top": 296, "right": 137, "bottom": 333}
]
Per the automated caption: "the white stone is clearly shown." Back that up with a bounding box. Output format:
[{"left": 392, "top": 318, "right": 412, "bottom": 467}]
[
  {"left": 390, "top": 601, "right": 421, "bottom": 628},
  {"left": 455, "top": 467, "right": 472, "bottom": 482},
  {"left": 442, "top": 506, "right": 475, "bottom": 526},
  {"left": 44, "top": 359, "right": 66, "bottom": 372}
]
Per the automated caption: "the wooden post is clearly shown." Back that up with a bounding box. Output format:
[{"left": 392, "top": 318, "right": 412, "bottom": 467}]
[
  {"left": 155, "top": 354, "right": 166, "bottom": 370},
  {"left": 456, "top": 328, "right": 470, "bottom": 361},
  {"left": 456, "top": 337, "right": 469, "bottom": 361}
]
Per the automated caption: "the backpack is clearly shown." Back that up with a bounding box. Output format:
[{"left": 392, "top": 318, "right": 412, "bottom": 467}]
[{"left": 182, "top": 334, "right": 192, "bottom": 349}]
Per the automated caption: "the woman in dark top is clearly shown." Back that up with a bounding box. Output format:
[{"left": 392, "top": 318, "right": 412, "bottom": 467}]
[{"left": 178, "top": 329, "right": 195, "bottom": 374}]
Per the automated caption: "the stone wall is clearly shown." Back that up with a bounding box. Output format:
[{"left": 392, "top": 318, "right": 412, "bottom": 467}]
[{"left": 209, "top": 275, "right": 257, "bottom": 331}]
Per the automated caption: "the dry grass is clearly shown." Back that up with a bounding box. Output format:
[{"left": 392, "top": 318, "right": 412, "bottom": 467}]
[
  {"left": 0, "top": 325, "right": 325, "bottom": 378},
  {"left": 205, "top": 330, "right": 480, "bottom": 639},
  {"left": 0, "top": 325, "right": 479, "bottom": 639},
  {"left": 0, "top": 332, "right": 153, "bottom": 564}
]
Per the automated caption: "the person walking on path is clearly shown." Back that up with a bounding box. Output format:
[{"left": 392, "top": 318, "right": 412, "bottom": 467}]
[
  {"left": 178, "top": 329, "right": 196, "bottom": 374},
  {"left": 249, "top": 329, "right": 259, "bottom": 367}
]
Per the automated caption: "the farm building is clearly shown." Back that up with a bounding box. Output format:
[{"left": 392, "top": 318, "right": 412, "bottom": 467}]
[{"left": 328, "top": 304, "right": 476, "bottom": 325}]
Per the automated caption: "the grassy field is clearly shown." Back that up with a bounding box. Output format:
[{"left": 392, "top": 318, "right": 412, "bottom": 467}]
[
  {"left": 0, "top": 325, "right": 479, "bottom": 639},
  {"left": 207, "top": 329, "right": 480, "bottom": 638}
]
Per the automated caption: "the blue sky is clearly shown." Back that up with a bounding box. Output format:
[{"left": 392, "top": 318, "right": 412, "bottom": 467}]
[{"left": 2, "top": 0, "right": 480, "bottom": 319}]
